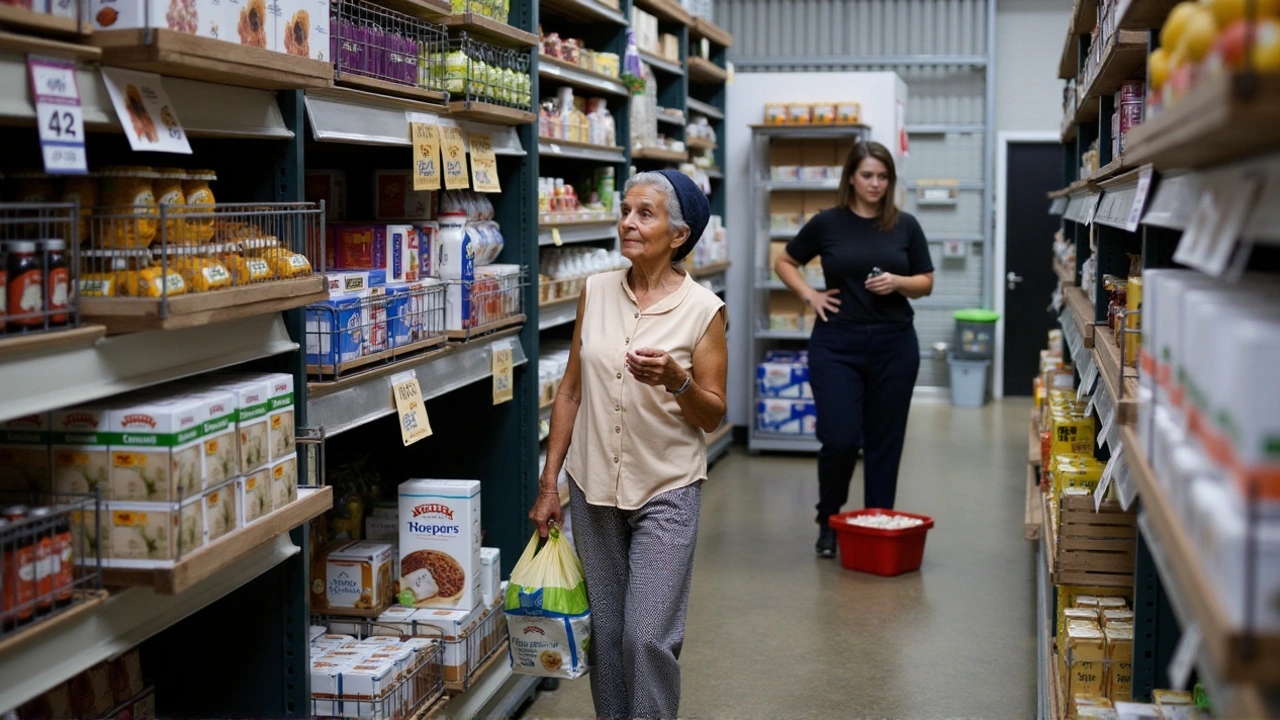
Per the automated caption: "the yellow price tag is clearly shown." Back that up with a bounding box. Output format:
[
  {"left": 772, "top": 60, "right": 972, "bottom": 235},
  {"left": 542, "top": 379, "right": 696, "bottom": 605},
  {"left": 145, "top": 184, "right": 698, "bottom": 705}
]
[
  {"left": 391, "top": 372, "right": 433, "bottom": 445},
  {"left": 469, "top": 132, "right": 501, "bottom": 193},
  {"left": 552, "top": 228, "right": 563, "bottom": 246},
  {"left": 492, "top": 340, "right": 514, "bottom": 405},
  {"left": 411, "top": 121, "right": 442, "bottom": 191},
  {"left": 439, "top": 122, "right": 471, "bottom": 190}
]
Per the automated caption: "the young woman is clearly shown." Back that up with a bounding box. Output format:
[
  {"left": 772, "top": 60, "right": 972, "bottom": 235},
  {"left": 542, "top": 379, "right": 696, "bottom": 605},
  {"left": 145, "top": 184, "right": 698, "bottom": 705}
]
[{"left": 773, "top": 141, "right": 934, "bottom": 558}]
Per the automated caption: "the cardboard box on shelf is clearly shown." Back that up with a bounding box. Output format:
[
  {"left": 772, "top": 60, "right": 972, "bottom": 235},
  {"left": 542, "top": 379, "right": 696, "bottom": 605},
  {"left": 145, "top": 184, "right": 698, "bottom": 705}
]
[
  {"left": 1106, "top": 624, "right": 1134, "bottom": 702},
  {"left": 305, "top": 291, "right": 367, "bottom": 366},
  {"left": 375, "top": 171, "right": 435, "bottom": 221},
  {"left": 768, "top": 141, "right": 804, "bottom": 181},
  {"left": 1065, "top": 623, "right": 1107, "bottom": 717},
  {"left": 225, "top": 0, "right": 271, "bottom": 50},
  {"left": 109, "top": 398, "right": 208, "bottom": 503},
  {"left": 756, "top": 399, "right": 817, "bottom": 436},
  {"left": 239, "top": 467, "right": 272, "bottom": 524},
  {"left": 89, "top": 0, "right": 201, "bottom": 34},
  {"left": 398, "top": 479, "right": 482, "bottom": 610},
  {"left": 50, "top": 406, "right": 111, "bottom": 498},
  {"left": 314, "top": 540, "right": 396, "bottom": 612},
  {"left": 410, "top": 604, "right": 486, "bottom": 682},
  {"left": 108, "top": 648, "right": 144, "bottom": 706},
  {"left": 104, "top": 496, "right": 205, "bottom": 561},
  {"left": 768, "top": 291, "right": 805, "bottom": 331},
  {"left": 757, "top": 362, "right": 812, "bottom": 399},
  {"left": 802, "top": 141, "right": 836, "bottom": 172},
  {"left": 804, "top": 191, "right": 837, "bottom": 214},
  {"left": 270, "top": 452, "right": 298, "bottom": 509},
  {"left": 204, "top": 478, "right": 240, "bottom": 543}
]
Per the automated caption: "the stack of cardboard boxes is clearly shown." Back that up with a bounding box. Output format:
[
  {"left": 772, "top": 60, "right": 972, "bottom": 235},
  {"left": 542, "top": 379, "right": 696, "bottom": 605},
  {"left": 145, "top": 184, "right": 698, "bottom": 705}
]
[{"left": 755, "top": 350, "right": 816, "bottom": 437}]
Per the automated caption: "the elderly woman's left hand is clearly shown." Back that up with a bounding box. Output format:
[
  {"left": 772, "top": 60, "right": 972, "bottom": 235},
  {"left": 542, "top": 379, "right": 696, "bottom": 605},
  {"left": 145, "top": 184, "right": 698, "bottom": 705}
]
[{"left": 626, "top": 348, "right": 688, "bottom": 392}]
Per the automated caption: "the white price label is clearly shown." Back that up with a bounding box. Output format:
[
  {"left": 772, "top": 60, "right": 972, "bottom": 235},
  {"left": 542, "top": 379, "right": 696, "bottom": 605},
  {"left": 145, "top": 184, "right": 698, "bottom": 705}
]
[
  {"left": 27, "top": 56, "right": 86, "bottom": 175},
  {"left": 1095, "top": 444, "right": 1122, "bottom": 511},
  {"left": 1086, "top": 393, "right": 1097, "bottom": 418},
  {"left": 1085, "top": 194, "right": 1101, "bottom": 225},
  {"left": 1202, "top": 174, "right": 1261, "bottom": 278},
  {"left": 1126, "top": 165, "right": 1155, "bottom": 231},
  {"left": 1116, "top": 454, "right": 1136, "bottom": 510},
  {"left": 1099, "top": 405, "right": 1116, "bottom": 448},
  {"left": 1168, "top": 623, "right": 1203, "bottom": 691}
]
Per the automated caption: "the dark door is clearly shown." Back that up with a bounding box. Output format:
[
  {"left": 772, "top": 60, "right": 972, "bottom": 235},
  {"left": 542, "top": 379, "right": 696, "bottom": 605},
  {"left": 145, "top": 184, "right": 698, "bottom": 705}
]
[{"left": 1003, "top": 142, "right": 1063, "bottom": 395}]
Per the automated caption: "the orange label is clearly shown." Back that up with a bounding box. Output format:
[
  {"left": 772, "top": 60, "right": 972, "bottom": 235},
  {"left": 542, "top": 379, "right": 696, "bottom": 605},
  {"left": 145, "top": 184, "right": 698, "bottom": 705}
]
[
  {"left": 205, "top": 439, "right": 219, "bottom": 454},
  {"left": 274, "top": 465, "right": 284, "bottom": 479},
  {"left": 246, "top": 476, "right": 257, "bottom": 490},
  {"left": 113, "top": 511, "right": 147, "bottom": 525},
  {"left": 114, "top": 452, "right": 146, "bottom": 467},
  {"left": 272, "top": 416, "right": 282, "bottom": 430},
  {"left": 55, "top": 450, "right": 89, "bottom": 466},
  {"left": 208, "top": 491, "right": 220, "bottom": 504}
]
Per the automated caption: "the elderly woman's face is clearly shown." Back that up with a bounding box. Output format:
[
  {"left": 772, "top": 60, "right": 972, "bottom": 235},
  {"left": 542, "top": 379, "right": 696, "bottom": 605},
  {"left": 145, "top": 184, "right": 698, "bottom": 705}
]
[{"left": 618, "top": 185, "right": 687, "bottom": 263}]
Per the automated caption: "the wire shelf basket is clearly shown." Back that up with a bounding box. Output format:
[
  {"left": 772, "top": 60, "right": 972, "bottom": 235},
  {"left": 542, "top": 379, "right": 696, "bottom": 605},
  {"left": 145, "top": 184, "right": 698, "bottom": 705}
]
[
  {"left": 446, "top": 265, "right": 526, "bottom": 341},
  {"left": 0, "top": 202, "right": 82, "bottom": 336},
  {"left": 306, "top": 280, "right": 448, "bottom": 381},
  {"left": 0, "top": 491, "right": 104, "bottom": 640},
  {"left": 333, "top": 0, "right": 450, "bottom": 99},
  {"left": 451, "top": 0, "right": 509, "bottom": 22},
  {"left": 446, "top": 33, "right": 533, "bottom": 111},
  {"left": 310, "top": 616, "right": 447, "bottom": 720},
  {"left": 537, "top": 276, "right": 585, "bottom": 306}
]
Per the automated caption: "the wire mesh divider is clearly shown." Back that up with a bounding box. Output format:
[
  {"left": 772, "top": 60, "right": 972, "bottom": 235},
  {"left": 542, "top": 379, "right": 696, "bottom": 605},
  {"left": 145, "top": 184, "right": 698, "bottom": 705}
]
[
  {"left": 446, "top": 603, "right": 507, "bottom": 691},
  {"left": 0, "top": 202, "right": 82, "bottom": 337},
  {"left": 82, "top": 202, "right": 321, "bottom": 318},
  {"left": 0, "top": 490, "right": 104, "bottom": 642},
  {"left": 310, "top": 615, "right": 448, "bottom": 720},
  {"left": 447, "top": 33, "right": 533, "bottom": 111},
  {"left": 305, "top": 280, "right": 448, "bottom": 381},
  {"left": 453, "top": 0, "right": 509, "bottom": 23},
  {"left": 333, "top": 0, "right": 450, "bottom": 100},
  {"left": 445, "top": 265, "right": 527, "bottom": 341}
]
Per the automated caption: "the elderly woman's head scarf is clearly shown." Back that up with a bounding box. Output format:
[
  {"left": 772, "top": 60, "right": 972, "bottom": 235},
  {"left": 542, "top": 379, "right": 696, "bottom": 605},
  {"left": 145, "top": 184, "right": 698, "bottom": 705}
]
[{"left": 624, "top": 170, "right": 711, "bottom": 264}]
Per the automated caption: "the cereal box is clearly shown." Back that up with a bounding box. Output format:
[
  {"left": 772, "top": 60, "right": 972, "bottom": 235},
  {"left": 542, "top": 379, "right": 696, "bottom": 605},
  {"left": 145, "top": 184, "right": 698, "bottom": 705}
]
[
  {"left": 239, "top": 467, "right": 273, "bottom": 524},
  {"left": 270, "top": 452, "right": 298, "bottom": 509},
  {"left": 398, "top": 479, "right": 481, "bottom": 610},
  {"left": 104, "top": 496, "right": 205, "bottom": 562}
]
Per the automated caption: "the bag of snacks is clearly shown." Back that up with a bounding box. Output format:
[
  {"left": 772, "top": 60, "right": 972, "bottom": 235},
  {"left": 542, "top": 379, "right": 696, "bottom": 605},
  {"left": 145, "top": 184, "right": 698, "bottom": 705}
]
[{"left": 505, "top": 528, "right": 590, "bottom": 679}]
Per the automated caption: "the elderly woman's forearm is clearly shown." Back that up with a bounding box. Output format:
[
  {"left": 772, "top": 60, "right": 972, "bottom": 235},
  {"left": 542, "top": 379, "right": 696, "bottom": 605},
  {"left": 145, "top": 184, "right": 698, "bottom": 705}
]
[
  {"left": 541, "top": 392, "right": 580, "bottom": 489},
  {"left": 674, "top": 381, "right": 726, "bottom": 433}
]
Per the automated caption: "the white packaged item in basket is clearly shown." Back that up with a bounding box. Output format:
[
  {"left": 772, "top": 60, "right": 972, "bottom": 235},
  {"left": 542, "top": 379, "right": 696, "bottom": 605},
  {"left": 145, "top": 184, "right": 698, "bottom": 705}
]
[
  {"left": 480, "top": 547, "right": 501, "bottom": 607},
  {"left": 400, "top": 637, "right": 436, "bottom": 669},
  {"left": 322, "top": 541, "right": 396, "bottom": 611},
  {"left": 50, "top": 406, "right": 112, "bottom": 498},
  {"left": 239, "top": 467, "right": 272, "bottom": 524},
  {"left": 109, "top": 397, "right": 208, "bottom": 502},
  {"left": 204, "top": 479, "right": 240, "bottom": 543},
  {"left": 372, "top": 605, "right": 419, "bottom": 637},
  {"left": 411, "top": 605, "right": 486, "bottom": 683},
  {"left": 104, "top": 496, "right": 205, "bottom": 562},
  {"left": 506, "top": 613, "right": 591, "bottom": 679},
  {"left": 270, "top": 452, "right": 298, "bottom": 509},
  {"left": 398, "top": 479, "right": 481, "bottom": 610}
]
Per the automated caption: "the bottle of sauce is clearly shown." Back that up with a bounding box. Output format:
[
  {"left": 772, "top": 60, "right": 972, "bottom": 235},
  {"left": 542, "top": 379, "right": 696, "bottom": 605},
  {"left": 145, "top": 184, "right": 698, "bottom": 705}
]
[
  {"left": 45, "top": 240, "right": 69, "bottom": 327},
  {"left": 7, "top": 241, "right": 44, "bottom": 333}
]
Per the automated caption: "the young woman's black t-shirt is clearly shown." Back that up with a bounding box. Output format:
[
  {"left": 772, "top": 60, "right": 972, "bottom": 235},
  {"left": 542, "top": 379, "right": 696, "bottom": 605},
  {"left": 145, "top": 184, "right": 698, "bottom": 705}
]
[{"left": 785, "top": 208, "right": 934, "bottom": 325}]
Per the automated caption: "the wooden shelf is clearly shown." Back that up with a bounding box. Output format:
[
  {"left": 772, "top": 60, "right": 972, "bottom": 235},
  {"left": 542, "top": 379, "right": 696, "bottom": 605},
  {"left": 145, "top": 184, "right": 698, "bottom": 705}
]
[
  {"left": 538, "top": 136, "right": 626, "bottom": 155},
  {"left": 1061, "top": 110, "right": 1078, "bottom": 144},
  {"left": 1092, "top": 325, "right": 1139, "bottom": 426},
  {"left": 1123, "top": 426, "right": 1280, "bottom": 685},
  {"left": 691, "top": 17, "right": 732, "bottom": 48},
  {"left": 537, "top": 54, "right": 628, "bottom": 97},
  {"left": 1117, "top": 0, "right": 1179, "bottom": 29},
  {"left": 1065, "top": 285, "right": 1095, "bottom": 348},
  {"left": 1026, "top": 464, "right": 1042, "bottom": 542},
  {"left": 448, "top": 100, "right": 536, "bottom": 126},
  {"left": 538, "top": 0, "right": 628, "bottom": 25},
  {"left": 307, "top": 335, "right": 448, "bottom": 378},
  {"left": 539, "top": 217, "right": 617, "bottom": 228},
  {"left": 101, "top": 486, "right": 333, "bottom": 594},
  {"left": 1080, "top": 30, "right": 1148, "bottom": 104},
  {"left": 0, "top": 590, "right": 109, "bottom": 656},
  {"left": 0, "top": 5, "right": 92, "bottom": 37},
  {"left": 1053, "top": 257, "right": 1075, "bottom": 286},
  {"left": 1059, "top": 26, "right": 1080, "bottom": 80},
  {"left": 0, "top": 30, "right": 101, "bottom": 61},
  {"left": 687, "top": 56, "right": 727, "bottom": 85},
  {"left": 335, "top": 74, "right": 448, "bottom": 105},
  {"left": 1073, "top": 91, "right": 1101, "bottom": 126},
  {"left": 639, "top": 49, "right": 683, "bottom": 76},
  {"left": 81, "top": 276, "right": 328, "bottom": 334},
  {"left": 633, "top": 0, "right": 692, "bottom": 25},
  {"left": 1055, "top": 493, "right": 1136, "bottom": 588},
  {"left": 0, "top": 324, "right": 105, "bottom": 361},
  {"left": 631, "top": 146, "right": 687, "bottom": 162},
  {"left": 687, "top": 260, "right": 730, "bottom": 278},
  {"left": 1087, "top": 153, "right": 1136, "bottom": 184},
  {"left": 1043, "top": 493, "right": 1057, "bottom": 578},
  {"left": 1126, "top": 73, "right": 1280, "bottom": 170},
  {"left": 1048, "top": 648, "right": 1065, "bottom": 720},
  {"left": 441, "top": 14, "right": 538, "bottom": 47},
  {"left": 374, "top": 0, "right": 452, "bottom": 20},
  {"left": 90, "top": 29, "right": 332, "bottom": 90},
  {"left": 685, "top": 136, "right": 717, "bottom": 151},
  {"left": 1070, "top": 0, "right": 1099, "bottom": 35}
]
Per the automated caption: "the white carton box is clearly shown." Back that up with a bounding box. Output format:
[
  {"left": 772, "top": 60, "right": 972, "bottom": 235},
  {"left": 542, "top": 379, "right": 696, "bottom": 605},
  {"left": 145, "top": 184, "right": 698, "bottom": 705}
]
[
  {"left": 257, "top": 373, "right": 296, "bottom": 461},
  {"left": 194, "top": 0, "right": 225, "bottom": 39},
  {"left": 322, "top": 541, "right": 395, "bottom": 611},
  {"left": 398, "top": 479, "right": 482, "bottom": 610},
  {"left": 239, "top": 466, "right": 273, "bottom": 524},
  {"left": 342, "top": 659, "right": 397, "bottom": 704},
  {"left": 209, "top": 376, "right": 271, "bottom": 475},
  {"left": 104, "top": 496, "right": 205, "bottom": 561},
  {"left": 372, "top": 605, "right": 419, "bottom": 637},
  {"left": 109, "top": 398, "right": 208, "bottom": 502},
  {"left": 50, "top": 406, "right": 112, "bottom": 498},
  {"left": 270, "top": 452, "right": 298, "bottom": 509},
  {"left": 480, "top": 547, "right": 501, "bottom": 608},
  {"left": 204, "top": 479, "right": 240, "bottom": 543},
  {"left": 193, "top": 389, "right": 238, "bottom": 487},
  {"left": 225, "top": 0, "right": 270, "bottom": 50},
  {"left": 410, "top": 605, "right": 486, "bottom": 683},
  {"left": 89, "top": 0, "right": 200, "bottom": 33}
]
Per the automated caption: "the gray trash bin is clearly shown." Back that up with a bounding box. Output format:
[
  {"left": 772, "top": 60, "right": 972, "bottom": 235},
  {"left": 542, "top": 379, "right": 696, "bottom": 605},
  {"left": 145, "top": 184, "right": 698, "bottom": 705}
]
[{"left": 948, "top": 355, "right": 990, "bottom": 408}]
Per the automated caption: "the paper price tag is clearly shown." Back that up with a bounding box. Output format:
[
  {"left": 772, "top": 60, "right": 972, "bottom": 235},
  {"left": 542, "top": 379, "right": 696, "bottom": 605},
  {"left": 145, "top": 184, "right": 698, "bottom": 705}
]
[
  {"left": 492, "top": 340, "right": 514, "bottom": 405},
  {"left": 101, "top": 68, "right": 191, "bottom": 154},
  {"left": 551, "top": 228, "right": 563, "bottom": 246},
  {"left": 1095, "top": 444, "right": 1121, "bottom": 511},
  {"left": 1085, "top": 393, "right": 1097, "bottom": 418},
  {"left": 1116, "top": 454, "right": 1136, "bottom": 510},
  {"left": 1173, "top": 191, "right": 1215, "bottom": 268},
  {"left": 1085, "top": 194, "right": 1101, "bottom": 225},
  {"left": 28, "top": 56, "right": 87, "bottom": 174},
  {"left": 468, "top": 133, "right": 501, "bottom": 193},
  {"left": 439, "top": 121, "right": 470, "bottom": 190},
  {"left": 1099, "top": 405, "right": 1116, "bottom": 448},
  {"left": 1168, "top": 623, "right": 1203, "bottom": 691},
  {"left": 390, "top": 371, "right": 433, "bottom": 445},
  {"left": 411, "top": 121, "right": 442, "bottom": 191},
  {"left": 1125, "top": 165, "right": 1155, "bottom": 231},
  {"left": 1203, "top": 174, "right": 1261, "bottom": 277}
]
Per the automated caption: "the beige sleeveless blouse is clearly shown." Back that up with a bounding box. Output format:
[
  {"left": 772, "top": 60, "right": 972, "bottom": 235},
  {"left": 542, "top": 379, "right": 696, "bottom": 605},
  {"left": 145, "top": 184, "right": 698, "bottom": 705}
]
[{"left": 565, "top": 269, "right": 726, "bottom": 509}]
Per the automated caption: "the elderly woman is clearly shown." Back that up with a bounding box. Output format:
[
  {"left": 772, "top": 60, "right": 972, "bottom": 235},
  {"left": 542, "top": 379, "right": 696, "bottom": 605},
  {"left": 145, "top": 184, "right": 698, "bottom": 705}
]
[{"left": 529, "top": 169, "right": 728, "bottom": 720}]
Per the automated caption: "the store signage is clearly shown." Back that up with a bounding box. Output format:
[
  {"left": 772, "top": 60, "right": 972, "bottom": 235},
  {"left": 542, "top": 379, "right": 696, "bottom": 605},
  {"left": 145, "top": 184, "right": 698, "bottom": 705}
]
[
  {"left": 101, "top": 67, "right": 191, "bottom": 154},
  {"left": 27, "top": 56, "right": 87, "bottom": 174},
  {"left": 492, "top": 339, "right": 514, "bottom": 405},
  {"left": 408, "top": 113, "right": 441, "bottom": 191},
  {"left": 391, "top": 370, "right": 433, "bottom": 445},
  {"left": 468, "top": 132, "right": 501, "bottom": 193},
  {"left": 438, "top": 119, "right": 470, "bottom": 190}
]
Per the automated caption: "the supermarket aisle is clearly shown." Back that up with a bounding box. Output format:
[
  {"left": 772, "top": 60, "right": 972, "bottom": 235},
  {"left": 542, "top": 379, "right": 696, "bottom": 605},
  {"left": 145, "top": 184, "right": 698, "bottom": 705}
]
[{"left": 521, "top": 399, "right": 1037, "bottom": 720}]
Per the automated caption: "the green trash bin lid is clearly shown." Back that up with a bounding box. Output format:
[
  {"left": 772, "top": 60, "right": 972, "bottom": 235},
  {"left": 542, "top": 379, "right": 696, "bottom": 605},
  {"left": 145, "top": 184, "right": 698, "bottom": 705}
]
[{"left": 953, "top": 308, "right": 1000, "bottom": 323}]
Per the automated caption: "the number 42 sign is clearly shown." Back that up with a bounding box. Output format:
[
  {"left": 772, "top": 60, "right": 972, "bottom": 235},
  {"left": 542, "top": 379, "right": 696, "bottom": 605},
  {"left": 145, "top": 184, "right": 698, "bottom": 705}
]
[{"left": 27, "top": 56, "right": 87, "bottom": 174}]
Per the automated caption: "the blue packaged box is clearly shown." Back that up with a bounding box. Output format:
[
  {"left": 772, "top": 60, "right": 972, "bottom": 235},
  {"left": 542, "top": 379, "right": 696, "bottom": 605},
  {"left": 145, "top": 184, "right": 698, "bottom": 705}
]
[
  {"left": 756, "top": 399, "right": 817, "bottom": 436},
  {"left": 366, "top": 269, "right": 388, "bottom": 287},
  {"left": 306, "top": 291, "right": 366, "bottom": 366},
  {"left": 757, "top": 362, "right": 812, "bottom": 399},
  {"left": 764, "top": 349, "right": 809, "bottom": 364},
  {"left": 385, "top": 282, "right": 419, "bottom": 348}
]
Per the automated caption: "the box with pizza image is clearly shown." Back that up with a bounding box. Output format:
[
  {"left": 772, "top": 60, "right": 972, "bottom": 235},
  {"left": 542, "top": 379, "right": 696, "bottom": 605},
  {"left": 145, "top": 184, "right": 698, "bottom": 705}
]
[{"left": 398, "top": 479, "right": 482, "bottom": 611}]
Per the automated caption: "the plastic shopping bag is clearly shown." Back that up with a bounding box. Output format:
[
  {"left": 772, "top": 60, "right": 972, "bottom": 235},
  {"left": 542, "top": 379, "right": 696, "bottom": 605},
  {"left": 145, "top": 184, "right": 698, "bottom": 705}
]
[{"left": 505, "top": 527, "right": 591, "bottom": 678}]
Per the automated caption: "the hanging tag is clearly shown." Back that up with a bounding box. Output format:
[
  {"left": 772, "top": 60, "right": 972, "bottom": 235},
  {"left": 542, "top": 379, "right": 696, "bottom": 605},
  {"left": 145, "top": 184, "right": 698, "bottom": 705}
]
[
  {"left": 101, "top": 67, "right": 191, "bottom": 154},
  {"left": 27, "top": 56, "right": 87, "bottom": 175},
  {"left": 1085, "top": 194, "right": 1101, "bottom": 225},
  {"left": 492, "top": 339, "right": 514, "bottom": 405},
  {"left": 390, "top": 370, "right": 433, "bottom": 445},
  {"left": 551, "top": 228, "right": 563, "bottom": 246},
  {"left": 1173, "top": 191, "right": 1215, "bottom": 268},
  {"left": 1116, "top": 453, "right": 1136, "bottom": 510},
  {"left": 1085, "top": 393, "right": 1098, "bottom": 418},
  {"left": 1168, "top": 623, "right": 1203, "bottom": 691},
  {"left": 1095, "top": 445, "right": 1121, "bottom": 511},
  {"left": 409, "top": 116, "right": 441, "bottom": 191},
  {"left": 438, "top": 120, "right": 471, "bottom": 190},
  {"left": 1099, "top": 405, "right": 1116, "bottom": 448},
  {"left": 469, "top": 132, "right": 501, "bottom": 193},
  {"left": 1202, "top": 174, "right": 1261, "bottom": 278},
  {"left": 1125, "top": 165, "right": 1155, "bottom": 231}
]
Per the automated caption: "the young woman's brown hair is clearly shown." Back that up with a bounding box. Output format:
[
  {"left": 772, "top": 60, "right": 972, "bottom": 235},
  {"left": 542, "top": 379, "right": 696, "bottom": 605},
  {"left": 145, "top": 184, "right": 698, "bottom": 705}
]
[{"left": 835, "top": 141, "right": 899, "bottom": 233}]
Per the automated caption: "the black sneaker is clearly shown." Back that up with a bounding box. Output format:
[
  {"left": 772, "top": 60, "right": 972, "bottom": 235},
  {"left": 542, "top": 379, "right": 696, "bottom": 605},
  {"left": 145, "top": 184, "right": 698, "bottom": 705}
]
[{"left": 816, "top": 526, "right": 837, "bottom": 558}]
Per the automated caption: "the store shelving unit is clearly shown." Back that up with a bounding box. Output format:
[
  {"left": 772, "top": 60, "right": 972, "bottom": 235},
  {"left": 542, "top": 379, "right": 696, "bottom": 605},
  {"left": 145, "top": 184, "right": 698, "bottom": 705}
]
[
  {"left": 1045, "top": 1, "right": 1280, "bottom": 712},
  {"left": 747, "top": 123, "right": 869, "bottom": 454}
]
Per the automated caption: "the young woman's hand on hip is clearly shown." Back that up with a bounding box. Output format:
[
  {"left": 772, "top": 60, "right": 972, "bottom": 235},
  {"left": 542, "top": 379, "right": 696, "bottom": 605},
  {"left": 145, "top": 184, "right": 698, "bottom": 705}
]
[{"left": 807, "top": 289, "right": 841, "bottom": 321}]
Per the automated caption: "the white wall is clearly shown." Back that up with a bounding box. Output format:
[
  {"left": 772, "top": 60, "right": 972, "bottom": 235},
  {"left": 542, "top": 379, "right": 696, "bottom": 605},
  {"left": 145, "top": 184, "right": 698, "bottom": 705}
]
[
  {"left": 724, "top": 72, "right": 906, "bottom": 427},
  {"left": 995, "top": 0, "right": 1072, "bottom": 133}
]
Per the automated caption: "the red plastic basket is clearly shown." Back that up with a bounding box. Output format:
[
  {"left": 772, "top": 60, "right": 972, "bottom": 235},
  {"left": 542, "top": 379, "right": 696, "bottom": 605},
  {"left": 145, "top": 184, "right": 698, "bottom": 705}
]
[{"left": 828, "top": 509, "right": 935, "bottom": 576}]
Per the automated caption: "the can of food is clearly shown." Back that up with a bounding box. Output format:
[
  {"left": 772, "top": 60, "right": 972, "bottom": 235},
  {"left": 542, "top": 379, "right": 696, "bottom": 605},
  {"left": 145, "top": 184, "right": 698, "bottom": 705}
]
[
  {"left": 1120, "top": 80, "right": 1144, "bottom": 102},
  {"left": 1, "top": 506, "right": 28, "bottom": 522},
  {"left": 28, "top": 507, "right": 55, "bottom": 614}
]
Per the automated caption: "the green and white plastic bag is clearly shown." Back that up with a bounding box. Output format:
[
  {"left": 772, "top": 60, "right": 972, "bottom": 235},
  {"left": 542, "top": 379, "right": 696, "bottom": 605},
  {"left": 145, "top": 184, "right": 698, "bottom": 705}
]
[{"left": 505, "top": 528, "right": 591, "bottom": 678}]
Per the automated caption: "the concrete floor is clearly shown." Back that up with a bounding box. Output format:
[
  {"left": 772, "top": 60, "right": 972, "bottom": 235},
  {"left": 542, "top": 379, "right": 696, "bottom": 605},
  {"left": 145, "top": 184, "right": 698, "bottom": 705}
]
[{"left": 521, "top": 398, "right": 1038, "bottom": 720}]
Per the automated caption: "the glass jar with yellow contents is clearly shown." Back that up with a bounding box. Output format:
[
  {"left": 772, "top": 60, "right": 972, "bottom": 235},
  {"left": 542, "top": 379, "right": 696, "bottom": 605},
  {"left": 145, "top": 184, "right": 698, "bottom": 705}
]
[
  {"left": 153, "top": 168, "right": 190, "bottom": 245},
  {"left": 80, "top": 249, "right": 188, "bottom": 298},
  {"left": 157, "top": 244, "right": 232, "bottom": 293},
  {"left": 215, "top": 243, "right": 275, "bottom": 286},
  {"left": 97, "top": 167, "right": 159, "bottom": 249},
  {"left": 243, "top": 238, "right": 312, "bottom": 278},
  {"left": 182, "top": 170, "right": 217, "bottom": 243}
]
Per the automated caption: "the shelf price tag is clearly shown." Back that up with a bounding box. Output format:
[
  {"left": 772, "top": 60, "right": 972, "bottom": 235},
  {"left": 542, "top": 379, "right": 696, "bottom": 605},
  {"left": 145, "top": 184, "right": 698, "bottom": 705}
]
[
  {"left": 438, "top": 119, "right": 470, "bottom": 190},
  {"left": 1125, "top": 165, "right": 1155, "bottom": 231},
  {"left": 551, "top": 228, "right": 563, "bottom": 246},
  {"left": 1099, "top": 404, "right": 1116, "bottom": 449},
  {"left": 27, "top": 56, "right": 87, "bottom": 175},
  {"left": 390, "top": 370, "right": 433, "bottom": 446},
  {"left": 1168, "top": 622, "right": 1202, "bottom": 691},
  {"left": 1203, "top": 173, "right": 1261, "bottom": 279},
  {"left": 101, "top": 67, "right": 191, "bottom": 154},
  {"left": 408, "top": 114, "right": 441, "bottom": 191},
  {"left": 468, "top": 132, "right": 501, "bottom": 193},
  {"left": 492, "top": 339, "right": 514, "bottom": 405},
  {"left": 1095, "top": 443, "right": 1122, "bottom": 511}
]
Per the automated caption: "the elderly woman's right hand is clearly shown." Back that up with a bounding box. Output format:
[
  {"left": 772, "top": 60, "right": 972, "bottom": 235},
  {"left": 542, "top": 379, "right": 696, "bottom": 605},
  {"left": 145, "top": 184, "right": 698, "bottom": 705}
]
[{"left": 529, "top": 485, "right": 564, "bottom": 538}]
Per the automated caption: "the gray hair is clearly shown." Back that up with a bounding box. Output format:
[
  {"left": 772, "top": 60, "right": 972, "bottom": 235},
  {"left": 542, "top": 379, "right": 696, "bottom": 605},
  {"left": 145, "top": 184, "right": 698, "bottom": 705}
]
[{"left": 623, "top": 172, "right": 689, "bottom": 241}]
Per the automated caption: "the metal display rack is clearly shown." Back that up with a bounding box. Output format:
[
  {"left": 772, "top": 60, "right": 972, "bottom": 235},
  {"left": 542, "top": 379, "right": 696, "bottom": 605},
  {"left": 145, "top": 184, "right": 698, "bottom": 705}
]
[{"left": 746, "top": 123, "right": 870, "bottom": 455}]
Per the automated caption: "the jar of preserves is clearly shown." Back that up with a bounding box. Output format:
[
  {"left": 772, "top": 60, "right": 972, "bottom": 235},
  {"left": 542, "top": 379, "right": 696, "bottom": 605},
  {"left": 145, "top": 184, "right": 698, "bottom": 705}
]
[
  {"left": 44, "top": 239, "right": 69, "bottom": 326},
  {"left": 7, "top": 241, "right": 44, "bottom": 333},
  {"left": 153, "top": 168, "right": 189, "bottom": 245},
  {"left": 98, "top": 167, "right": 159, "bottom": 249},
  {"left": 181, "top": 170, "right": 217, "bottom": 243}
]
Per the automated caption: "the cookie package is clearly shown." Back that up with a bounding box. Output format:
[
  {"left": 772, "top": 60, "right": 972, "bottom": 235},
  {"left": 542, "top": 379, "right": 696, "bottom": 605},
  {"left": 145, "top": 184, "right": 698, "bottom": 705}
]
[{"left": 398, "top": 479, "right": 482, "bottom": 611}]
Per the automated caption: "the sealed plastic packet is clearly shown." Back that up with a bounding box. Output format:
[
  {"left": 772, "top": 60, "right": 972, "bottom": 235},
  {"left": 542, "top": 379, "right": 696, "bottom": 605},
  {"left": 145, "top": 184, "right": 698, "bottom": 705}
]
[{"left": 505, "top": 527, "right": 591, "bottom": 679}]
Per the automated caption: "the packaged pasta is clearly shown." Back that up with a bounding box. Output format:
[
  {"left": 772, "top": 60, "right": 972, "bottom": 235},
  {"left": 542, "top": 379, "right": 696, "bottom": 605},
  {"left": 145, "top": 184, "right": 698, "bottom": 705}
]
[
  {"left": 98, "top": 167, "right": 160, "bottom": 248},
  {"left": 181, "top": 170, "right": 217, "bottom": 243},
  {"left": 217, "top": 245, "right": 275, "bottom": 285}
]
